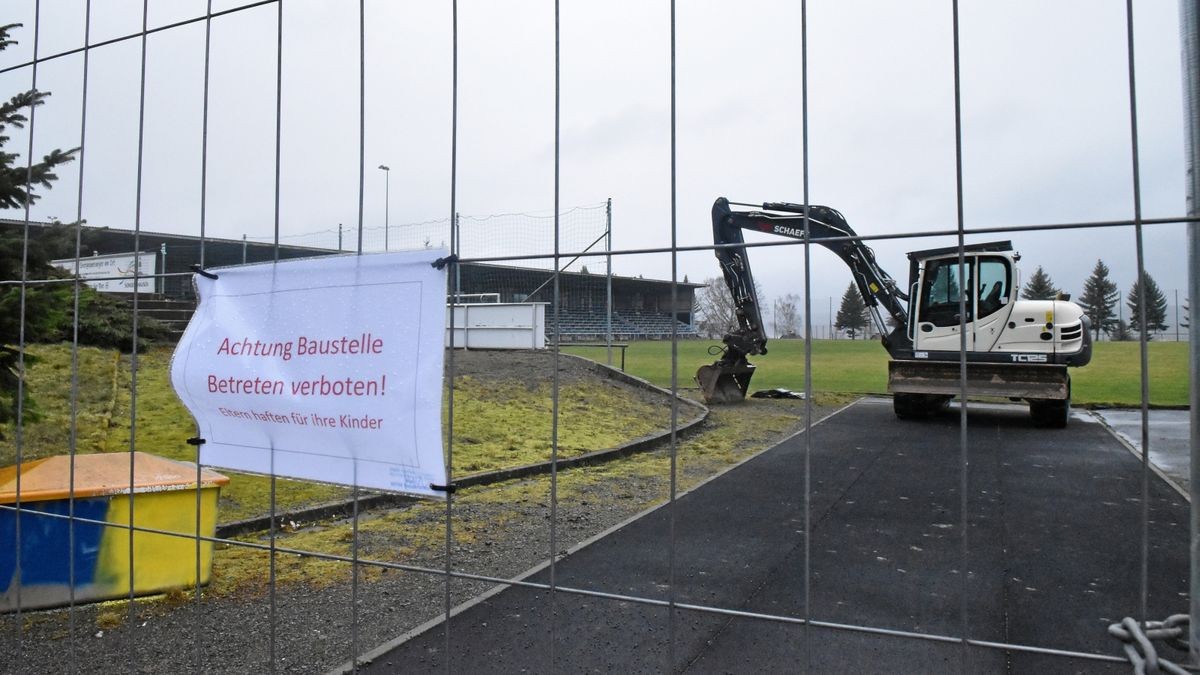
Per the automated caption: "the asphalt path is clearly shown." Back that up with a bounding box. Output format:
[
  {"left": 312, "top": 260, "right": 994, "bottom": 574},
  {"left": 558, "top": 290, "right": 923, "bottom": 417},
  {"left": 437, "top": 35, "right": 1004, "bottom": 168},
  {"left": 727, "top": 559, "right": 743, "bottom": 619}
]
[{"left": 356, "top": 398, "right": 1189, "bottom": 674}]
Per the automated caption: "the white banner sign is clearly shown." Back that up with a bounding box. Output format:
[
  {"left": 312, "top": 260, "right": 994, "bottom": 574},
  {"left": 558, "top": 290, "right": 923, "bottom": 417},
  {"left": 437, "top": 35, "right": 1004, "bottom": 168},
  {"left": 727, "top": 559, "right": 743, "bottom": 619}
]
[
  {"left": 170, "top": 250, "right": 448, "bottom": 498},
  {"left": 50, "top": 251, "right": 157, "bottom": 294}
]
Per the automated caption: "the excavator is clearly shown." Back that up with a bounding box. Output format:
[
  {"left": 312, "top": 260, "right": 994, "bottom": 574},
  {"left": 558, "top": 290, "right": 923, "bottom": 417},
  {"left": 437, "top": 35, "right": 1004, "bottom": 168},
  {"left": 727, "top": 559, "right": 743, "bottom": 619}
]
[{"left": 695, "top": 198, "right": 1092, "bottom": 427}]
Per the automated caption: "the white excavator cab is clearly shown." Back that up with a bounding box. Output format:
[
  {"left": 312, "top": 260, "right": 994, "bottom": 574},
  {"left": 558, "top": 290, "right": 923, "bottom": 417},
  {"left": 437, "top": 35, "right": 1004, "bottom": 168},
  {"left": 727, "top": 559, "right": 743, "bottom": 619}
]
[
  {"left": 906, "top": 244, "right": 1088, "bottom": 362},
  {"left": 910, "top": 252, "right": 1016, "bottom": 353}
]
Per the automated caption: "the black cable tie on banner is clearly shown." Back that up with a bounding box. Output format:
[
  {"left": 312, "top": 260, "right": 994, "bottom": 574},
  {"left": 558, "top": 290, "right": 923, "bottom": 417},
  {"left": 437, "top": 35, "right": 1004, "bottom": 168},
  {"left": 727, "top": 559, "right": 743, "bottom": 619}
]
[
  {"left": 186, "top": 437, "right": 206, "bottom": 446},
  {"left": 430, "top": 483, "right": 457, "bottom": 495},
  {"left": 431, "top": 254, "right": 458, "bottom": 270},
  {"left": 191, "top": 264, "right": 218, "bottom": 280}
]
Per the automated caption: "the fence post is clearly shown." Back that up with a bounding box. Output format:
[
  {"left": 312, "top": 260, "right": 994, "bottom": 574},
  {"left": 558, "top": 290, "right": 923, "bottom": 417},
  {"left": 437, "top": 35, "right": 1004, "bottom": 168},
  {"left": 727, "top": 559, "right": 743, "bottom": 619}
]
[
  {"left": 1182, "top": 0, "right": 1200, "bottom": 664},
  {"left": 241, "top": 234, "right": 247, "bottom": 264}
]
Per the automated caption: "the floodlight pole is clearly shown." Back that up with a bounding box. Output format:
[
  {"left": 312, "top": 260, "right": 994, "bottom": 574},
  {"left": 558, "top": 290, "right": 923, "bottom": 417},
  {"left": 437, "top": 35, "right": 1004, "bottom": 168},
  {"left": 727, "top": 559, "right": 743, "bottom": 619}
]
[
  {"left": 379, "top": 165, "right": 390, "bottom": 251},
  {"left": 1183, "top": 0, "right": 1200, "bottom": 664}
]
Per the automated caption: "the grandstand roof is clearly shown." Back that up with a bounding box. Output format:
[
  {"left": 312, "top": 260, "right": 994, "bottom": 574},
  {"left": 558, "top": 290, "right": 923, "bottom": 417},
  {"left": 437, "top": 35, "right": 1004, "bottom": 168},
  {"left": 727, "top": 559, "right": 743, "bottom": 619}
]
[
  {"left": 1, "top": 219, "right": 702, "bottom": 297},
  {"left": 471, "top": 260, "right": 704, "bottom": 289}
]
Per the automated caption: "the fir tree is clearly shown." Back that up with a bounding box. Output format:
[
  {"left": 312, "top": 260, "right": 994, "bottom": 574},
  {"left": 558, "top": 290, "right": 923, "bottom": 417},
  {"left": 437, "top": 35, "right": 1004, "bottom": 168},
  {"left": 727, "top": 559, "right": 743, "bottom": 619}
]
[
  {"left": 1077, "top": 260, "right": 1119, "bottom": 340},
  {"left": 1020, "top": 265, "right": 1060, "bottom": 300},
  {"left": 0, "top": 23, "right": 80, "bottom": 430},
  {"left": 1110, "top": 319, "right": 1133, "bottom": 342},
  {"left": 835, "top": 282, "right": 868, "bottom": 339},
  {"left": 1127, "top": 272, "right": 1169, "bottom": 338},
  {"left": 0, "top": 26, "right": 79, "bottom": 209}
]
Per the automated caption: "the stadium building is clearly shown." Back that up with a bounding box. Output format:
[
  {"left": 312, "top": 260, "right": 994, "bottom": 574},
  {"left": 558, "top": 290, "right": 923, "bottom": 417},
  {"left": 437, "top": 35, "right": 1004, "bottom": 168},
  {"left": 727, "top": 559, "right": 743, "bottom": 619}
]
[{"left": 2, "top": 219, "right": 701, "bottom": 342}]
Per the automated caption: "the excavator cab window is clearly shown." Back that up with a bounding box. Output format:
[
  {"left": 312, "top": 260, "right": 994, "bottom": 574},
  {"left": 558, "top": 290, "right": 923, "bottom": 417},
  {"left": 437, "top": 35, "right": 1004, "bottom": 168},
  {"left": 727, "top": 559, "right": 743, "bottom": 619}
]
[
  {"left": 975, "top": 256, "right": 1011, "bottom": 319},
  {"left": 918, "top": 255, "right": 1012, "bottom": 328},
  {"left": 919, "top": 258, "right": 973, "bottom": 327}
]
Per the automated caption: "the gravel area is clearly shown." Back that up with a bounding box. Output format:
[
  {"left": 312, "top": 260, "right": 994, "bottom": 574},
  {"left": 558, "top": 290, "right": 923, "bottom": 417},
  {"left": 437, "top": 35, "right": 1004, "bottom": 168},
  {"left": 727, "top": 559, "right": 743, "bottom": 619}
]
[{"left": 3, "top": 350, "right": 833, "bottom": 674}]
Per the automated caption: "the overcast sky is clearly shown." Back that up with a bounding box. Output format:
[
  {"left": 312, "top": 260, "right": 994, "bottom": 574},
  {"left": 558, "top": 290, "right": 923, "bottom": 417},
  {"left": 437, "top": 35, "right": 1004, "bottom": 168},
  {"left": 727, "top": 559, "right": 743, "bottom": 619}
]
[{"left": 0, "top": 1, "right": 1191, "bottom": 330}]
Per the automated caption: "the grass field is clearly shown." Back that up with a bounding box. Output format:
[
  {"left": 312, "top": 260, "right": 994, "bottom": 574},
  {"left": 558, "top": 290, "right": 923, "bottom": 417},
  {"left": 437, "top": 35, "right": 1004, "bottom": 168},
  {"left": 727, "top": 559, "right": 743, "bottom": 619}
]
[{"left": 566, "top": 338, "right": 1190, "bottom": 407}]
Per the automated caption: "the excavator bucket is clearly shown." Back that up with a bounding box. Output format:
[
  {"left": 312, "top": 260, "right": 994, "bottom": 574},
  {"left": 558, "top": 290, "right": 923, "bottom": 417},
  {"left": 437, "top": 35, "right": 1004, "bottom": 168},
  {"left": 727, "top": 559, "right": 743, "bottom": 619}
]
[{"left": 696, "top": 361, "right": 756, "bottom": 404}]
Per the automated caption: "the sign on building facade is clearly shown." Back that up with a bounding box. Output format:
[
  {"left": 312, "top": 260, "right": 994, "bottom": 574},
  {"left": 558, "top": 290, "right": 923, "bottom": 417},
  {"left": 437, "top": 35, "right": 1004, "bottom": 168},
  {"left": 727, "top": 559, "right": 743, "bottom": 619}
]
[{"left": 50, "top": 251, "right": 158, "bottom": 294}]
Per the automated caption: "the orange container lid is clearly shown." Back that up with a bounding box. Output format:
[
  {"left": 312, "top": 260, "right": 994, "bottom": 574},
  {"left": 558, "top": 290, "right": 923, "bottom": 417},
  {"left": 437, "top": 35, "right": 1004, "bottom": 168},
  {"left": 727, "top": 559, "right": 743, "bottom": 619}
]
[{"left": 0, "top": 452, "right": 229, "bottom": 505}]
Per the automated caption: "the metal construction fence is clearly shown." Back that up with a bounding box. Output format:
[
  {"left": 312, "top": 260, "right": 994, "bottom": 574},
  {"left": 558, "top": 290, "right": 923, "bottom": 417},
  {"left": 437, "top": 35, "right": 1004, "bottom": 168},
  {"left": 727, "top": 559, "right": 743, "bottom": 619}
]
[{"left": 0, "top": 1, "right": 1198, "bottom": 674}]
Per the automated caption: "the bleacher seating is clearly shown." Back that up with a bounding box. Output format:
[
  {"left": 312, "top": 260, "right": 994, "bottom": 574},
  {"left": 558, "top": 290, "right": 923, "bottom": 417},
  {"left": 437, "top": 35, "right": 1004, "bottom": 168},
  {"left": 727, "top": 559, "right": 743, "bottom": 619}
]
[
  {"left": 616, "top": 310, "right": 698, "bottom": 338},
  {"left": 547, "top": 308, "right": 696, "bottom": 341}
]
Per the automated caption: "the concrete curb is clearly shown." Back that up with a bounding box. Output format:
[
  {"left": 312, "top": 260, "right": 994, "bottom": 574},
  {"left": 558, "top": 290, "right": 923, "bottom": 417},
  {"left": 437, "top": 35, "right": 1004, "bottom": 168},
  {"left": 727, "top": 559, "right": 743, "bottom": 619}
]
[{"left": 215, "top": 355, "right": 708, "bottom": 538}]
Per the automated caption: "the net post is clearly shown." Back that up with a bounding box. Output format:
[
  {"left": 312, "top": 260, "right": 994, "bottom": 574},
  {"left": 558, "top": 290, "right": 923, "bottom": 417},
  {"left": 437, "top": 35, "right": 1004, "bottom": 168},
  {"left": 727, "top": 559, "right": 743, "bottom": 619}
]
[{"left": 606, "top": 197, "right": 613, "bottom": 366}]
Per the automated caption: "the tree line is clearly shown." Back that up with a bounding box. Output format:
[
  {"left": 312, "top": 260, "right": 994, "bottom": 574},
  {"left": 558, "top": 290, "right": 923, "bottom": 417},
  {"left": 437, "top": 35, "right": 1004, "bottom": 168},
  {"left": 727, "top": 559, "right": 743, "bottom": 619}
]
[{"left": 1074, "top": 260, "right": 1173, "bottom": 341}]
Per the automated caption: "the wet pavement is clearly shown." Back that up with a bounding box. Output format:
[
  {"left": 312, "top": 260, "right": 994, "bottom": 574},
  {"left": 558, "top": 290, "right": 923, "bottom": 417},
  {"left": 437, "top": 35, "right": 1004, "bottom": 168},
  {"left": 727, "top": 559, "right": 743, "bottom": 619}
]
[
  {"left": 1094, "top": 408, "right": 1190, "bottom": 494},
  {"left": 349, "top": 398, "right": 1189, "bottom": 674}
]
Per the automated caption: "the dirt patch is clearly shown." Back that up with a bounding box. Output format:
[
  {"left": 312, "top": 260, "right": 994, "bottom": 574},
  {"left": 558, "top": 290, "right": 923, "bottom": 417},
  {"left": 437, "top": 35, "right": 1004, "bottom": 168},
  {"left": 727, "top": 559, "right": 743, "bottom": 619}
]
[
  {"left": 448, "top": 348, "right": 692, "bottom": 425},
  {"left": 449, "top": 349, "right": 592, "bottom": 385}
]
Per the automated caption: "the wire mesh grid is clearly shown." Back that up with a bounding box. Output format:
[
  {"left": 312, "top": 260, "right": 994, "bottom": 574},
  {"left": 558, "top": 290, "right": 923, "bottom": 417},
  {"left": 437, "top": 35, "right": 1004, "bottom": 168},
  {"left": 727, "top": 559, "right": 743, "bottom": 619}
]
[
  {"left": 241, "top": 204, "right": 610, "bottom": 271},
  {"left": 0, "top": 0, "right": 1196, "bottom": 673}
]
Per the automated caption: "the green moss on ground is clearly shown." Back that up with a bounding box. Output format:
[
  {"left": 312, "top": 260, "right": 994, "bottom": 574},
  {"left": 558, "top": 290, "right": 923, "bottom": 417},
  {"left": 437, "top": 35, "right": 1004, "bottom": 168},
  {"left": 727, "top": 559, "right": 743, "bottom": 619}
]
[
  {"left": 450, "top": 375, "right": 675, "bottom": 474},
  {"left": 2, "top": 344, "right": 687, "bottom": 524},
  {"left": 0, "top": 344, "right": 119, "bottom": 460}
]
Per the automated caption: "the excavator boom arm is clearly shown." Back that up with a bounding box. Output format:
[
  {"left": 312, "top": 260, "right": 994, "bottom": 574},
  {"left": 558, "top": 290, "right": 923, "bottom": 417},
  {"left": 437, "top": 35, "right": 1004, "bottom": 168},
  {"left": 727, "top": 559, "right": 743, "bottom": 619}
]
[
  {"left": 697, "top": 197, "right": 911, "bottom": 403},
  {"left": 712, "top": 198, "right": 910, "bottom": 352}
]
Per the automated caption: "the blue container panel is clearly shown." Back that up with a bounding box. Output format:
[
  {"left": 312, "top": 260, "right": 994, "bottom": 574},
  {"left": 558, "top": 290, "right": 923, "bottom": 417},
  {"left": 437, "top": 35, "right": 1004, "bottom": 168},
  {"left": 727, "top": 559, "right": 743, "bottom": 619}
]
[{"left": 1, "top": 497, "right": 110, "bottom": 593}]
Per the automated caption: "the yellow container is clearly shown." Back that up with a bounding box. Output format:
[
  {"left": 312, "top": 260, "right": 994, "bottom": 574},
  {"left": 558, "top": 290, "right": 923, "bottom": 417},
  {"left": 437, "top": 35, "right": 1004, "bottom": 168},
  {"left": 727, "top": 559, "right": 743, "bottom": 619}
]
[{"left": 0, "top": 452, "right": 229, "bottom": 611}]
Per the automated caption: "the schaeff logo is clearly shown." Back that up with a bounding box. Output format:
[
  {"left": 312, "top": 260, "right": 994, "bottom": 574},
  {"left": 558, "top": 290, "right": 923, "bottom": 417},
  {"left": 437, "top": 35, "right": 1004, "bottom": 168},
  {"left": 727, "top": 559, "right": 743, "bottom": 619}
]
[
  {"left": 771, "top": 224, "right": 807, "bottom": 238},
  {"left": 1010, "top": 353, "right": 1048, "bottom": 363}
]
